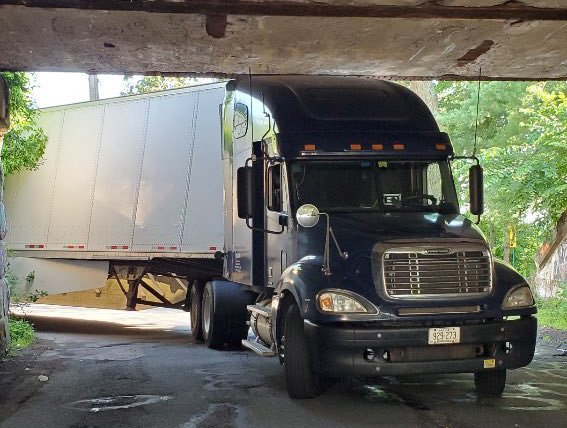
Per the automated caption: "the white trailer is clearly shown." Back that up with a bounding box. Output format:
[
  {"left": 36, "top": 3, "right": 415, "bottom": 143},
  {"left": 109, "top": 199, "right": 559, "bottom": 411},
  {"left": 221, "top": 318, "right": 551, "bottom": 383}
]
[{"left": 5, "top": 83, "right": 226, "bottom": 308}]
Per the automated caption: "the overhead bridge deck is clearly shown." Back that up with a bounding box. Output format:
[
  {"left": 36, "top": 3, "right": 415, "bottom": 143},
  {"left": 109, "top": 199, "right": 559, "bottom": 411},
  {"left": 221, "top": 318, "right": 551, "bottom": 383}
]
[{"left": 1, "top": 1, "right": 566, "bottom": 79}]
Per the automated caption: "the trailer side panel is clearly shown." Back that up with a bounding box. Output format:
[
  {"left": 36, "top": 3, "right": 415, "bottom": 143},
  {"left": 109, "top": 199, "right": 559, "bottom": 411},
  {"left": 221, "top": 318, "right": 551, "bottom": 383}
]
[
  {"left": 5, "top": 111, "right": 64, "bottom": 249},
  {"left": 88, "top": 99, "right": 148, "bottom": 250},
  {"left": 132, "top": 92, "right": 198, "bottom": 251},
  {"left": 181, "top": 88, "right": 225, "bottom": 253},
  {"left": 48, "top": 105, "right": 104, "bottom": 248}
]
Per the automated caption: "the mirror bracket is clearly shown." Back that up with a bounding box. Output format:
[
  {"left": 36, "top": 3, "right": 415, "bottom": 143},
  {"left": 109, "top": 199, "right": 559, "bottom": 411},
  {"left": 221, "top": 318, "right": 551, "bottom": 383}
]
[{"left": 278, "top": 212, "right": 288, "bottom": 227}]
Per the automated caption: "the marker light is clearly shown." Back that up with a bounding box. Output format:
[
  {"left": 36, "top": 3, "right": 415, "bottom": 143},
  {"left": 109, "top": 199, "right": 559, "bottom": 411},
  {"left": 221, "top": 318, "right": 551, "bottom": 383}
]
[
  {"left": 393, "top": 143, "right": 405, "bottom": 150},
  {"left": 372, "top": 144, "right": 384, "bottom": 150},
  {"left": 304, "top": 144, "right": 316, "bottom": 151},
  {"left": 350, "top": 144, "right": 362, "bottom": 150},
  {"left": 436, "top": 144, "right": 447, "bottom": 150}
]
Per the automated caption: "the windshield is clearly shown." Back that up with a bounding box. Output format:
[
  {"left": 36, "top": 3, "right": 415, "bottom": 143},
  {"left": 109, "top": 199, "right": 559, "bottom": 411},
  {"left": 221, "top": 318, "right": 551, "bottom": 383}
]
[{"left": 290, "top": 160, "right": 459, "bottom": 214}]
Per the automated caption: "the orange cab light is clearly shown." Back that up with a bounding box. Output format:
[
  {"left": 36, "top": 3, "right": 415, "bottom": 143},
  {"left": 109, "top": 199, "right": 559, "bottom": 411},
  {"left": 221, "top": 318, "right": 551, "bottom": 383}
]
[
  {"left": 350, "top": 144, "right": 362, "bottom": 151},
  {"left": 372, "top": 144, "right": 384, "bottom": 151},
  {"left": 319, "top": 295, "right": 334, "bottom": 312},
  {"left": 304, "top": 144, "right": 316, "bottom": 151},
  {"left": 436, "top": 144, "right": 447, "bottom": 150},
  {"left": 393, "top": 143, "right": 405, "bottom": 150}
]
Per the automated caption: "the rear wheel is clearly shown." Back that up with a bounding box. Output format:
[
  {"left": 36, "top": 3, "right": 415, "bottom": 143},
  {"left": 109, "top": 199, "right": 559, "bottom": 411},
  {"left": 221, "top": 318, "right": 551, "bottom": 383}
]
[
  {"left": 202, "top": 282, "right": 229, "bottom": 349},
  {"left": 474, "top": 370, "right": 506, "bottom": 396},
  {"left": 190, "top": 280, "right": 205, "bottom": 341},
  {"left": 283, "top": 302, "right": 326, "bottom": 399}
]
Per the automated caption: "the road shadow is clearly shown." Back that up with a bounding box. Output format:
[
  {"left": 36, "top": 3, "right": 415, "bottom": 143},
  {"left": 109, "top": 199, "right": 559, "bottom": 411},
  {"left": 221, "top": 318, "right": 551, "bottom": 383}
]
[{"left": 11, "top": 313, "right": 193, "bottom": 343}]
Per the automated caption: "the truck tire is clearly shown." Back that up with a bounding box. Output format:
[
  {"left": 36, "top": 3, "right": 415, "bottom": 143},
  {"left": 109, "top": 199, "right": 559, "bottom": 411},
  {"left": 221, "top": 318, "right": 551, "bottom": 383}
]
[
  {"left": 474, "top": 370, "right": 506, "bottom": 396},
  {"left": 190, "top": 280, "right": 205, "bottom": 341},
  {"left": 227, "top": 317, "right": 249, "bottom": 348},
  {"left": 283, "top": 302, "right": 325, "bottom": 399},
  {"left": 202, "top": 282, "right": 228, "bottom": 349}
]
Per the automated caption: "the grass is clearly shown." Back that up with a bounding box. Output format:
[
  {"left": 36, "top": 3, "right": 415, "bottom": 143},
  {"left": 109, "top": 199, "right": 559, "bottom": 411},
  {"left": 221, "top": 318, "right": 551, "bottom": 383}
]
[
  {"left": 8, "top": 317, "right": 35, "bottom": 351},
  {"left": 536, "top": 296, "right": 567, "bottom": 330}
]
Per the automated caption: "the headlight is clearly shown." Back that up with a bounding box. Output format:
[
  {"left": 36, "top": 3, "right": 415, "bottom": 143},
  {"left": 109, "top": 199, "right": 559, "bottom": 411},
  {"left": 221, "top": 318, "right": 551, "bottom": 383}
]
[
  {"left": 318, "top": 291, "right": 368, "bottom": 313},
  {"left": 502, "top": 284, "right": 535, "bottom": 309}
]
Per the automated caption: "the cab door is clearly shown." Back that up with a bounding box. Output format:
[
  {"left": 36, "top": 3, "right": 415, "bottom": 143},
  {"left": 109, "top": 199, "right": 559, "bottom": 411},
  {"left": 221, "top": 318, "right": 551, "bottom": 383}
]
[{"left": 266, "top": 163, "right": 291, "bottom": 287}]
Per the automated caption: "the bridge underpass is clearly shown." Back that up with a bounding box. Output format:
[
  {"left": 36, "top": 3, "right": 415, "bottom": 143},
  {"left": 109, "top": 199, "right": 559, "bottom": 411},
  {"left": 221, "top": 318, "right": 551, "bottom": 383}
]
[
  {"left": 0, "top": 1, "right": 566, "bottom": 79},
  {"left": 1, "top": 1, "right": 566, "bottom": 427}
]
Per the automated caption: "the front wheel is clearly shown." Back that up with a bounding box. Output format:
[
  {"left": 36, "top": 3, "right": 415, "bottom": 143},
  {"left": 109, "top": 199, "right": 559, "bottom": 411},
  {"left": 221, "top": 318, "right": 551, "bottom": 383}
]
[
  {"left": 474, "top": 369, "right": 506, "bottom": 396},
  {"left": 283, "top": 302, "right": 326, "bottom": 399}
]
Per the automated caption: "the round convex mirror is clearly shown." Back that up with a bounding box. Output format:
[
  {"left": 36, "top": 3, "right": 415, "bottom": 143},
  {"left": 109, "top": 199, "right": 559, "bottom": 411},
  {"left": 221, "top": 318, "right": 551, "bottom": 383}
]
[{"left": 296, "top": 204, "right": 320, "bottom": 228}]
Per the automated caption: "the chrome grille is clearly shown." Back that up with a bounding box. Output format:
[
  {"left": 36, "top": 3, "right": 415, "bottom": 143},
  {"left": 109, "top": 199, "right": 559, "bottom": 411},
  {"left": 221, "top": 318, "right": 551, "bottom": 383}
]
[{"left": 380, "top": 246, "right": 492, "bottom": 298}]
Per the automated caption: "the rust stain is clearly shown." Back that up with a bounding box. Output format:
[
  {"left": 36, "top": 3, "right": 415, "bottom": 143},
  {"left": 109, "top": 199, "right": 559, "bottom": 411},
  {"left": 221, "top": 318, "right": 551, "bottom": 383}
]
[
  {"left": 456, "top": 40, "right": 495, "bottom": 67},
  {"left": 206, "top": 14, "right": 228, "bottom": 38}
]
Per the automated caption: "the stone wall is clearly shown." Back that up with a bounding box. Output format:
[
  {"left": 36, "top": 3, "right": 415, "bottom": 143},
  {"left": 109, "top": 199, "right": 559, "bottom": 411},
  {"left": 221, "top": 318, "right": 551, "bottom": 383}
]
[
  {"left": 535, "top": 211, "right": 567, "bottom": 298},
  {"left": 0, "top": 75, "right": 9, "bottom": 356}
]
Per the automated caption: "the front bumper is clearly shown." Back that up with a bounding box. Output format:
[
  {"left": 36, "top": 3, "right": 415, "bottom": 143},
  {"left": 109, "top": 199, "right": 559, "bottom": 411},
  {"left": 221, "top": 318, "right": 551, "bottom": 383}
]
[{"left": 304, "top": 317, "right": 537, "bottom": 377}]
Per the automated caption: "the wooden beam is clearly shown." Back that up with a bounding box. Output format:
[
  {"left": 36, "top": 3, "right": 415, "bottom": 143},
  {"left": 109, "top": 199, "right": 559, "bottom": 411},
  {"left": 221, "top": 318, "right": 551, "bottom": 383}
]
[{"left": 3, "top": 1, "right": 567, "bottom": 21}]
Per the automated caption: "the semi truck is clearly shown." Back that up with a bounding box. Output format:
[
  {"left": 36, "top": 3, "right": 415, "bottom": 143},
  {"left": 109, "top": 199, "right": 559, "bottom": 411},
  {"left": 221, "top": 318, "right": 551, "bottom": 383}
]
[{"left": 5, "top": 76, "right": 537, "bottom": 398}]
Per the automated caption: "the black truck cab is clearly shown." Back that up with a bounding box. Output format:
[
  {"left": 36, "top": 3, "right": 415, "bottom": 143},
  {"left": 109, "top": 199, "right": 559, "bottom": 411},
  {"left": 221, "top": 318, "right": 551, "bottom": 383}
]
[{"left": 190, "top": 76, "right": 537, "bottom": 399}]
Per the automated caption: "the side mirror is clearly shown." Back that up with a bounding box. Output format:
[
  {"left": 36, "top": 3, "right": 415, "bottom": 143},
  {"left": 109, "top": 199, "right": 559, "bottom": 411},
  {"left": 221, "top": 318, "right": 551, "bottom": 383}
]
[
  {"left": 237, "top": 166, "right": 254, "bottom": 219},
  {"left": 296, "top": 204, "right": 320, "bottom": 228},
  {"left": 469, "top": 164, "right": 484, "bottom": 216}
]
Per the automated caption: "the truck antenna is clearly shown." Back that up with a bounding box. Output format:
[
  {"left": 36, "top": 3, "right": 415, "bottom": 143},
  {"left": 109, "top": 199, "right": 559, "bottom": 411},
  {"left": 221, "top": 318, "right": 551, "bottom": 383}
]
[
  {"left": 249, "top": 67, "right": 254, "bottom": 145},
  {"left": 472, "top": 67, "right": 482, "bottom": 158}
]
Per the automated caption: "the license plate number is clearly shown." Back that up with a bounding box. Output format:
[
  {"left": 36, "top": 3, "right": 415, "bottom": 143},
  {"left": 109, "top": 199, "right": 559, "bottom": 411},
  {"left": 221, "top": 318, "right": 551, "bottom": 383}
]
[{"left": 428, "top": 327, "right": 460, "bottom": 345}]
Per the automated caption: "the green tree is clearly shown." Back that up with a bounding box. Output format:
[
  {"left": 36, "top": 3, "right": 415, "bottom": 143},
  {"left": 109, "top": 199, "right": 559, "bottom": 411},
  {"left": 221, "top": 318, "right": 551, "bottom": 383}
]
[
  {"left": 436, "top": 81, "right": 567, "bottom": 277},
  {"left": 0, "top": 72, "right": 47, "bottom": 175},
  {"left": 122, "top": 76, "right": 217, "bottom": 95}
]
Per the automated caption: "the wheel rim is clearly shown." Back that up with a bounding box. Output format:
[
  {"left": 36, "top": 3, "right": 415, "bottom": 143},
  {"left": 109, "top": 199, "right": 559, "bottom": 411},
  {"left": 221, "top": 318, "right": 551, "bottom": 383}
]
[
  {"left": 202, "top": 288, "right": 211, "bottom": 337},
  {"left": 190, "top": 289, "right": 199, "bottom": 329}
]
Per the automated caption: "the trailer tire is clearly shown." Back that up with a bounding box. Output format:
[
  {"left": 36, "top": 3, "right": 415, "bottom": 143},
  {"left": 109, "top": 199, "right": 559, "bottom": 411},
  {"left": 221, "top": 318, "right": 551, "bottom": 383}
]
[
  {"left": 474, "top": 369, "right": 506, "bottom": 396},
  {"left": 190, "top": 280, "right": 205, "bottom": 342},
  {"left": 283, "top": 302, "right": 326, "bottom": 399},
  {"left": 202, "top": 282, "right": 228, "bottom": 349}
]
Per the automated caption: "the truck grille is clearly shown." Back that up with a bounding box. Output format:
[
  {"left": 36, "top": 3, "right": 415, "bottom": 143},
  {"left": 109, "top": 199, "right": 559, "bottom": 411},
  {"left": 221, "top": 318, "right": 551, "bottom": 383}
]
[
  {"left": 388, "top": 344, "right": 482, "bottom": 363},
  {"left": 380, "top": 245, "right": 492, "bottom": 299}
]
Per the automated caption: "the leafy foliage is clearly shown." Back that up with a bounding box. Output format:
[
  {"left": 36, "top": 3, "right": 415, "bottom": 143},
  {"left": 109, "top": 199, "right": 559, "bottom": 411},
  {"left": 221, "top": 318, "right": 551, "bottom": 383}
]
[
  {"left": 6, "top": 265, "right": 47, "bottom": 306},
  {"left": 436, "top": 81, "right": 567, "bottom": 278},
  {"left": 0, "top": 72, "right": 47, "bottom": 175},
  {"left": 8, "top": 317, "right": 35, "bottom": 350},
  {"left": 121, "top": 76, "right": 217, "bottom": 95},
  {"left": 536, "top": 282, "right": 567, "bottom": 330}
]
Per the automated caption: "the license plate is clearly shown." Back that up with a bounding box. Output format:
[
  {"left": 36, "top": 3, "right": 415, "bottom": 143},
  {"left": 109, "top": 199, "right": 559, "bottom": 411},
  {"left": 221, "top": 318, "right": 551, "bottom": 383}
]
[{"left": 428, "top": 327, "right": 460, "bottom": 345}]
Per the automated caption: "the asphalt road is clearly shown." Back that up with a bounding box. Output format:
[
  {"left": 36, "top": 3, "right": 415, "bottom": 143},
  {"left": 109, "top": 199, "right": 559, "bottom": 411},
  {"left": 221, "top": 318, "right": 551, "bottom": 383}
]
[{"left": 1, "top": 305, "right": 566, "bottom": 428}]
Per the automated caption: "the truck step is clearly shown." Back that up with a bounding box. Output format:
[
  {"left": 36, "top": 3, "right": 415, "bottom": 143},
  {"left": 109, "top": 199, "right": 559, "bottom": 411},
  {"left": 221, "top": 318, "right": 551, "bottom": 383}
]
[
  {"left": 242, "top": 339, "right": 275, "bottom": 357},
  {"left": 247, "top": 304, "right": 271, "bottom": 317}
]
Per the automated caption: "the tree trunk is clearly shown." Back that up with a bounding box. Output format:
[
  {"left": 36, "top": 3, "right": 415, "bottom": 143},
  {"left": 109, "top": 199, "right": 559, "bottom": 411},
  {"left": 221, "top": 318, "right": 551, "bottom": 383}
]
[
  {"left": 503, "top": 236, "right": 510, "bottom": 264},
  {"left": 407, "top": 81, "right": 438, "bottom": 115}
]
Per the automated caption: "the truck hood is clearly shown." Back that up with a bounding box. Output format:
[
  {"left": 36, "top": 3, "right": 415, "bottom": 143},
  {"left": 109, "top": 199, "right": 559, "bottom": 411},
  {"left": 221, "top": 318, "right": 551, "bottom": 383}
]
[
  {"left": 298, "top": 212, "right": 486, "bottom": 259},
  {"left": 295, "top": 212, "right": 490, "bottom": 316}
]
